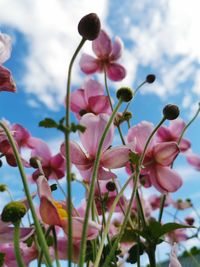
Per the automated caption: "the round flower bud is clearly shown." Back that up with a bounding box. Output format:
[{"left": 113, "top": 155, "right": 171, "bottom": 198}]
[
  {"left": 116, "top": 87, "right": 133, "bottom": 102},
  {"left": 0, "top": 159, "right": 2, "bottom": 168},
  {"left": 1, "top": 201, "right": 27, "bottom": 223},
  {"left": 0, "top": 184, "right": 7, "bottom": 192},
  {"left": 78, "top": 13, "right": 101, "bottom": 41},
  {"left": 29, "top": 156, "right": 42, "bottom": 169},
  {"left": 106, "top": 181, "right": 116, "bottom": 192},
  {"left": 163, "top": 104, "right": 180, "bottom": 120},
  {"left": 146, "top": 74, "right": 156, "bottom": 83}
]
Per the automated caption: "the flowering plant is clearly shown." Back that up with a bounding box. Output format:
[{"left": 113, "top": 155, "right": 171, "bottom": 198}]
[{"left": 0, "top": 13, "right": 200, "bottom": 267}]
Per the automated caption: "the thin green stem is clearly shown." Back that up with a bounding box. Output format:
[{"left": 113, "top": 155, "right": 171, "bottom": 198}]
[
  {"left": 38, "top": 226, "right": 53, "bottom": 267},
  {"left": 52, "top": 226, "right": 61, "bottom": 267},
  {"left": 136, "top": 190, "right": 147, "bottom": 229},
  {"left": 0, "top": 121, "right": 53, "bottom": 267},
  {"left": 14, "top": 221, "right": 25, "bottom": 267},
  {"left": 78, "top": 99, "right": 122, "bottom": 267},
  {"left": 65, "top": 37, "right": 86, "bottom": 266},
  {"left": 158, "top": 194, "right": 166, "bottom": 223}
]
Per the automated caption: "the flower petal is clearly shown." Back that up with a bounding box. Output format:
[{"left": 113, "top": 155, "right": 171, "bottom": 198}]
[
  {"left": 36, "top": 175, "right": 52, "bottom": 199},
  {"left": 153, "top": 142, "right": 179, "bottom": 166},
  {"left": 0, "top": 65, "right": 16, "bottom": 92},
  {"left": 31, "top": 140, "right": 51, "bottom": 163},
  {"left": 101, "top": 146, "right": 130, "bottom": 169},
  {"left": 169, "top": 244, "right": 182, "bottom": 267},
  {"left": 106, "top": 63, "right": 126, "bottom": 81},
  {"left": 79, "top": 53, "right": 99, "bottom": 74},
  {"left": 110, "top": 37, "right": 123, "bottom": 60},
  {"left": 40, "top": 197, "right": 62, "bottom": 226},
  {"left": 169, "top": 119, "right": 186, "bottom": 137},
  {"left": 0, "top": 33, "right": 12, "bottom": 64},
  {"left": 92, "top": 30, "right": 112, "bottom": 58},
  {"left": 84, "top": 78, "right": 104, "bottom": 99},
  {"left": 70, "top": 89, "right": 87, "bottom": 113},
  {"left": 88, "top": 95, "right": 111, "bottom": 115},
  {"left": 186, "top": 153, "right": 200, "bottom": 171}
]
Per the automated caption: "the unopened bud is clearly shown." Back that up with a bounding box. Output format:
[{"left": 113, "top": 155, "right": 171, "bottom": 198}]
[
  {"left": 146, "top": 74, "right": 156, "bottom": 83},
  {"left": 1, "top": 201, "right": 27, "bottom": 223},
  {"left": 106, "top": 181, "right": 116, "bottom": 192},
  {"left": 29, "top": 157, "right": 42, "bottom": 169},
  {"left": 116, "top": 87, "right": 133, "bottom": 102},
  {"left": 0, "top": 159, "right": 2, "bottom": 168},
  {"left": 78, "top": 13, "right": 101, "bottom": 41},
  {"left": 163, "top": 104, "right": 180, "bottom": 120},
  {"left": 185, "top": 216, "right": 195, "bottom": 226},
  {"left": 0, "top": 184, "right": 7, "bottom": 192}
]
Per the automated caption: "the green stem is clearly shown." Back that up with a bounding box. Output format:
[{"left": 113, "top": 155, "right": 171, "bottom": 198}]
[
  {"left": 65, "top": 37, "right": 86, "bottom": 266},
  {"left": 136, "top": 189, "right": 147, "bottom": 229},
  {"left": 38, "top": 226, "right": 53, "bottom": 267},
  {"left": 0, "top": 121, "right": 53, "bottom": 267},
  {"left": 14, "top": 220, "right": 25, "bottom": 267},
  {"left": 52, "top": 226, "right": 61, "bottom": 267},
  {"left": 147, "top": 246, "right": 156, "bottom": 267},
  {"left": 158, "top": 194, "right": 166, "bottom": 223},
  {"left": 78, "top": 99, "right": 122, "bottom": 267}
]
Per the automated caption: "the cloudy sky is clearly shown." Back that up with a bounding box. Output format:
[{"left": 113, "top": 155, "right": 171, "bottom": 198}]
[{"left": 1, "top": 0, "right": 200, "bottom": 265}]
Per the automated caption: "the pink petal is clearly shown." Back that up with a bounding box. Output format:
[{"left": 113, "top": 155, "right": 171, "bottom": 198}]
[
  {"left": 79, "top": 53, "right": 100, "bottom": 74},
  {"left": 0, "top": 33, "right": 12, "bottom": 64},
  {"left": 150, "top": 166, "right": 182, "bottom": 193},
  {"left": 101, "top": 146, "right": 130, "bottom": 169},
  {"left": 153, "top": 142, "right": 179, "bottom": 166},
  {"left": 156, "top": 126, "right": 173, "bottom": 142},
  {"left": 12, "top": 124, "right": 30, "bottom": 147},
  {"left": 79, "top": 113, "right": 114, "bottom": 157},
  {"left": 110, "top": 37, "right": 123, "bottom": 60},
  {"left": 0, "top": 65, "right": 16, "bottom": 92},
  {"left": 106, "top": 63, "right": 126, "bottom": 81},
  {"left": 0, "top": 227, "right": 34, "bottom": 243},
  {"left": 40, "top": 197, "right": 62, "bottom": 226},
  {"left": 88, "top": 95, "right": 111, "bottom": 115},
  {"left": 70, "top": 89, "right": 87, "bottom": 113},
  {"left": 36, "top": 175, "right": 52, "bottom": 199},
  {"left": 31, "top": 140, "right": 51, "bottom": 163},
  {"left": 92, "top": 30, "right": 112, "bottom": 58},
  {"left": 127, "top": 121, "right": 155, "bottom": 153},
  {"left": 169, "top": 244, "right": 182, "bottom": 267},
  {"left": 169, "top": 119, "right": 186, "bottom": 137},
  {"left": 186, "top": 153, "right": 200, "bottom": 171},
  {"left": 179, "top": 138, "right": 191, "bottom": 152},
  {"left": 84, "top": 79, "right": 104, "bottom": 99}
]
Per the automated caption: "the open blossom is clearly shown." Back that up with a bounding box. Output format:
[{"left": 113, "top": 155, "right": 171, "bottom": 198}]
[
  {"left": 70, "top": 78, "right": 111, "bottom": 119},
  {"left": 0, "top": 33, "right": 16, "bottom": 93},
  {"left": 36, "top": 175, "right": 100, "bottom": 240},
  {"left": 127, "top": 121, "right": 183, "bottom": 193},
  {"left": 156, "top": 119, "right": 191, "bottom": 152},
  {"left": 80, "top": 30, "right": 126, "bottom": 81},
  {"left": 61, "top": 113, "right": 130, "bottom": 181}
]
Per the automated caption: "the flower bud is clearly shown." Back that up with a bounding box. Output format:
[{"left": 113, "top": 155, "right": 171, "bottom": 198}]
[
  {"left": 78, "top": 13, "right": 101, "bottom": 41},
  {"left": 185, "top": 216, "right": 195, "bottom": 226},
  {"left": 29, "top": 156, "right": 42, "bottom": 168},
  {"left": 0, "top": 159, "right": 2, "bottom": 168},
  {"left": 0, "top": 184, "right": 7, "bottom": 192},
  {"left": 1, "top": 201, "right": 27, "bottom": 223},
  {"left": 146, "top": 74, "right": 156, "bottom": 83},
  {"left": 116, "top": 87, "right": 133, "bottom": 102},
  {"left": 163, "top": 104, "right": 180, "bottom": 120},
  {"left": 106, "top": 181, "right": 116, "bottom": 192}
]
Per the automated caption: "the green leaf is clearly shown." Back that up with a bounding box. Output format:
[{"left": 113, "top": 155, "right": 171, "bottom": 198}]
[
  {"left": 39, "top": 118, "right": 58, "bottom": 128},
  {"left": 71, "top": 123, "right": 86, "bottom": 133},
  {"left": 121, "top": 227, "right": 138, "bottom": 242},
  {"left": 0, "top": 253, "right": 5, "bottom": 267}
]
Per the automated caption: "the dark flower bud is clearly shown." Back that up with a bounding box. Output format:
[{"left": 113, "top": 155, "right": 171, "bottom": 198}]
[
  {"left": 0, "top": 184, "right": 7, "bottom": 192},
  {"left": 78, "top": 13, "right": 101, "bottom": 41},
  {"left": 163, "top": 104, "right": 180, "bottom": 120},
  {"left": 146, "top": 74, "right": 156, "bottom": 83},
  {"left": 29, "top": 156, "right": 42, "bottom": 168},
  {"left": 185, "top": 216, "right": 195, "bottom": 226},
  {"left": 0, "top": 159, "right": 2, "bottom": 168},
  {"left": 116, "top": 87, "right": 133, "bottom": 102},
  {"left": 1, "top": 201, "right": 27, "bottom": 223},
  {"left": 106, "top": 181, "right": 116, "bottom": 192}
]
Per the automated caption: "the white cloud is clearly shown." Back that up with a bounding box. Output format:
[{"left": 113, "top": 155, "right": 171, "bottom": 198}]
[{"left": 0, "top": 0, "right": 109, "bottom": 110}]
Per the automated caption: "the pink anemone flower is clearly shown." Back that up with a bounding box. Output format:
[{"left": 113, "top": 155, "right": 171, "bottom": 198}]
[
  {"left": 80, "top": 30, "right": 126, "bottom": 81},
  {"left": 186, "top": 152, "right": 200, "bottom": 171},
  {"left": 70, "top": 78, "right": 111, "bottom": 119},
  {"left": 36, "top": 175, "right": 101, "bottom": 240},
  {"left": 156, "top": 119, "right": 191, "bottom": 152},
  {"left": 31, "top": 140, "right": 65, "bottom": 180},
  {"left": 61, "top": 113, "right": 130, "bottom": 181},
  {"left": 127, "top": 121, "right": 183, "bottom": 193}
]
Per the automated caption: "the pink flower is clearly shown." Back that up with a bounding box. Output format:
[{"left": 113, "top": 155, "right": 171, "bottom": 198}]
[
  {"left": 167, "top": 229, "right": 188, "bottom": 243},
  {"left": 169, "top": 244, "right": 182, "bottom": 267},
  {"left": 186, "top": 152, "right": 200, "bottom": 171},
  {"left": 36, "top": 175, "right": 100, "bottom": 240},
  {"left": 31, "top": 140, "right": 65, "bottom": 180},
  {"left": 156, "top": 119, "right": 191, "bottom": 152},
  {"left": 70, "top": 79, "right": 111, "bottom": 119},
  {"left": 172, "top": 199, "right": 192, "bottom": 210},
  {"left": 0, "top": 33, "right": 12, "bottom": 64},
  {"left": 80, "top": 30, "right": 126, "bottom": 81},
  {"left": 127, "top": 121, "right": 183, "bottom": 193},
  {"left": 0, "top": 65, "right": 16, "bottom": 93},
  {"left": 61, "top": 113, "right": 130, "bottom": 181},
  {"left": 149, "top": 194, "right": 172, "bottom": 210}
]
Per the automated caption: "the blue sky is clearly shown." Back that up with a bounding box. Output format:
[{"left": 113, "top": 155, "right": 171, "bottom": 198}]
[{"left": 1, "top": 0, "right": 200, "bottom": 265}]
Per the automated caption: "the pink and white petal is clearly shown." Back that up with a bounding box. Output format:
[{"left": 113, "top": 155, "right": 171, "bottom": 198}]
[
  {"left": 169, "top": 244, "right": 182, "bottom": 267},
  {"left": 106, "top": 63, "right": 126, "bottom": 81},
  {"left": 0, "top": 227, "right": 34, "bottom": 243},
  {"left": 150, "top": 166, "right": 182, "bottom": 193},
  {"left": 26, "top": 137, "right": 45, "bottom": 149},
  {"left": 186, "top": 153, "right": 200, "bottom": 171},
  {"left": 169, "top": 119, "right": 186, "bottom": 137},
  {"left": 12, "top": 124, "right": 30, "bottom": 145},
  {"left": 179, "top": 138, "right": 191, "bottom": 152},
  {"left": 110, "top": 37, "right": 123, "bottom": 60},
  {"left": 31, "top": 140, "right": 51, "bottom": 163},
  {"left": 0, "top": 65, "right": 16, "bottom": 92},
  {"left": 153, "top": 142, "right": 179, "bottom": 166},
  {"left": 70, "top": 89, "right": 87, "bottom": 113},
  {"left": 79, "top": 53, "right": 100, "bottom": 74},
  {"left": 98, "top": 167, "right": 117, "bottom": 180},
  {"left": 50, "top": 153, "right": 65, "bottom": 169},
  {"left": 88, "top": 95, "right": 111, "bottom": 115},
  {"left": 0, "top": 33, "right": 12, "bottom": 64},
  {"left": 69, "top": 141, "right": 91, "bottom": 167},
  {"left": 40, "top": 197, "right": 62, "bottom": 226},
  {"left": 92, "top": 30, "right": 112, "bottom": 58},
  {"left": 101, "top": 146, "right": 130, "bottom": 169},
  {"left": 36, "top": 175, "right": 52, "bottom": 199},
  {"left": 127, "top": 121, "right": 155, "bottom": 153},
  {"left": 156, "top": 126, "right": 173, "bottom": 142},
  {"left": 84, "top": 79, "right": 104, "bottom": 99},
  {"left": 79, "top": 113, "right": 114, "bottom": 156}
]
